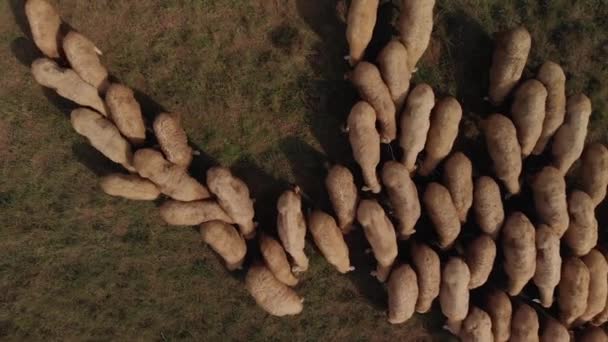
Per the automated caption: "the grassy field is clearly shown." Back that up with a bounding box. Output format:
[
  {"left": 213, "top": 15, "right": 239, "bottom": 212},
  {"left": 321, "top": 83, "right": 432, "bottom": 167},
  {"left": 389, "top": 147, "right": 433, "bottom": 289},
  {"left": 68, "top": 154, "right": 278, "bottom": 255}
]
[{"left": 0, "top": 0, "right": 607, "bottom": 340}]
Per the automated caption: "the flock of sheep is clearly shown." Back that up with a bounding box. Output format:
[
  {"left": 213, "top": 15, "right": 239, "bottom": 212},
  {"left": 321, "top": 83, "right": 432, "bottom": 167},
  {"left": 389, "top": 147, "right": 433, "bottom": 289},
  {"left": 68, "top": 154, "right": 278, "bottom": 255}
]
[{"left": 21, "top": 0, "right": 608, "bottom": 340}]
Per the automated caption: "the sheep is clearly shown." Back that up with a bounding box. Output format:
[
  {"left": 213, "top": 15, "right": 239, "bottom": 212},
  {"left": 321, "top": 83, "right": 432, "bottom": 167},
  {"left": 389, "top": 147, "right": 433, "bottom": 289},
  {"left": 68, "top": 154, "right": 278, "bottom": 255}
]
[
  {"left": 459, "top": 306, "right": 494, "bottom": 342},
  {"left": 398, "top": 0, "right": 436, "bottom": 71},
  {"left": 482, "top": 114, "right": 522, "bottom": 194},
  {"left": 245, "top": 264, "right": 303, "bottom": 317},
  {"left": 70, "top": 108, "right": 134, "bottom": 171},
  {"left": 443, "top": 152, "right": 473, "bottom": 223},
  {"left": 592, "top": 256, "right": 608, "bottom": 326},
  {"left": 308, "top": 210, "right": 353, "bottom": 274},
  {"left": 158, "top": 200, "right": 234, "bottom": 226},
  {"left": 533, "top": 61, "right": 566, "bottom": 155},
  {"left": 558, "top": 257, "right": 590, "bottom": 326},
  {"left": 563, "top": 191, "right": 598, "bottom": 256},
  {"left": 465, "top": 234, "right": 496, "bottom": 289},
  {"left": 99, "top": 173, "right": 160, "bottom": 201},
  {"left": 473, "top": 176, "right": 504, "bottom": 239},
  {"left": 511, "top": 79, "right": 548, "bottom": 157},
  {"left": 25, "top": 0, "right": 62, "bottom": 59},
  {"left": 346, "top": 0, "right": 379, "bottom": 66},
  {"left": 510, "top": 303, "right": 539, "bottom": 342},
  {"left": 488, "top": 27, "right": 531, "bottom": 105},
  {"left": 259, "top": 233, "right": 299, "bottom": 287},
  {"left": 552, "top": 94, "right": 592, "bottom": 175},
  {"left": 350, "top": 62, "right": 397, "bottom": 143},
  {"left": 419, "top": 97, "right": 462, "bottom": 176},
  {"left": 356, "top": 199, "right": 398, "bottom": 282},
  {"left": 31, "top": 58, "right": 107, "bottom": 116},
  {"left": 440, "top": 257, "right": 470, "bottom": 333},
  {"left": 105, "top": 84, "right": 146, "bottom": 145},
  {"left": 399, "top": 84, "right": 435, "bottom": 172},
  {"left": 206, "top": 166, "right": 256, "bottom": 239},
  {"left": 200, "top": 220, "right": 246, "bottom": 271},
  {"left": 579, "top": 327, "right": 608, "bottom": 342},
  {"left": 325, "top": 165, "right": 358, "bottom": 233},
  {"left": 540, "top": 318, "right": 570, "bottom": 342},
  {"left": 133, "top": 149, "right": 210, "bottom": 202},
  {"left": 63, "top": 31, "right": 109, "bottom": 93},
  {"left": 422, "top": 182, "right": 461, "bottom": 250},
  {"left": 377, "top": 40, "right": 411, "bottom": 110},
  {"left": 381, "top": 161, "right": 421, "bottom": 239},
  {"left": 531, "top": 166, "right": 569, "bottom": 237},
  {"left": 153, "top": 113, "right": 193, "bottom": 168},
  {"left": 579, "top": 249, "right": 608, "bottom": 322},
  {"left": 277, "top": 189, "right": 309, "bottom": 273},
  {"left": 484, "top": 290, "right": 512, "bottom": 342},
  {"left": 533, "top": 224, "right": 561, "bottom": 308},
  {"left": 502, "top": 212, "right": 536, "bottom": 296},
  {"left": 580, "top": 143, "right": 608, "bottom": 207},
  {"left": 410, "top": 242, "right": 440, "bottom": 313},
  {"left": 387, "top": 264, "right": 419, "bottom": 324},
  {"left": 347, "top": 101, "right": 381, "bottom": 193}
]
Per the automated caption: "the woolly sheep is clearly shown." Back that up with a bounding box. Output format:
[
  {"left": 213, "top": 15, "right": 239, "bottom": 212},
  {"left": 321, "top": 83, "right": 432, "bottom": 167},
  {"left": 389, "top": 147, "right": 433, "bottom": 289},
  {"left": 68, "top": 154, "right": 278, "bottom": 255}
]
[
  {"left": 105, "top": 84, "right": 146, "bottom": 145},
  {"left": 502, "top": 212, "right": 536, "bottom": 296},
  {"left": 466, "top": 234, "right": 496, "bottom": 289},
  {"left": 347, "top": 101, "right": 381, "bottom": 193},
  {"left": 207, "top": 166, "right": 256, "bottom": 239},
  {"left": 25, "top": 0, "right": 61, "bottom": 58},
  {"left": 423, "top": 182, "right": 461, "bottom": 249},
  {"left": 346, "top": 0, "right": 379, "bottom": 66},
  {"left": 153, "top": 113, "right": 193, "bottom": 168},
  {"left": 245, "top": 264, "right": 303, "bottom": 316},
  {"left": 511, "top": 79, "right": 548, "bottom": 157},
  {"left": 579, "top": 249, "right": 608, "bottom": 322},
  {"left": 277, "top": 189, "right": 309, "bottom": 273},
  {"left": 580, "top": 143, "right": 608, "bottom": 207},
  {"left": 552, "top": 94, "right": 592, "bottom": 175},
  {"left": 356, "top": 199, "right": 398, "bottom": 282},
  {"left": 410, "top": 242, "right": 440, "bottom": 313},
  {"left": 510, "top": 303, "right": 539, "bottom": 342},
  {"left": 308, "top": 210, "right": 353, "bottom": 274},
  {"left": 579, "top": 327, "right": 608, "bottom": 342},
  {"left": 488, "top": 27, "right": 531, "bottom": 105},
  {"left": 387, "top": 264, "right": 419, "bottom": 324},
  {"left": 31, "top": 58, "right": 107, "bottom": 115},
  {"left": 159, "top": 200, "right": 234, "bottom": 226},
  {"left": 558, "top": 257, "right": 590, "bottom": 326},
  {"left": 70, "top": 108, "right": 134, "bottom": 171},
  {"left": 200, "top": 220, "right": 246, "bottom": 271},
  {"left": 63, "top": 31, "right": 109, "bottom": 92},
  {"left": 399, "top": 84, "right": 435, "bottom": 172},
  {"left": 398, "top": 0, "right": 436, "bottom": 71},
  {"left": 531, "top": 166, "right": 569, "bottom": 237},
  {"left": 99, "top": 173, "right": 160, "bottom": 201},
  {"left": 459, "top": 306, "right": 493, "bottom": 342},
  {"left": 540, "top": 318, "right": 570, "bottom": 342},
  {"left": 350, "top": 62, "right": 397, "bottom": 143},
  {"left": 533, "top": 61, "right": 566, "bottom": 155},
  {"left": 377, "top": 40, "right": 411, "bottom": 110},
  {"left": 443, "top": 152, "right": 473, "bottom": 223},
  {"left": 482, "top": 114, "right": 522, "bottom": 194},
  {"left": 592, "top": 254, "right": 608, "bottom": 326},
  {"left": 259, "top": 233, "right": 299, "bottom": 287},
  {"left": 473, "top": 176, "right": 504, "bottom": 239},
  {"left": 419, "top": 97, "right": 462, "bottom": 176},
  {"left": 533, "top": 225, "right": 561, "bottom": 308},
  {"left": 484, "top": 290, "right": 512, "bottom": 342},
  {"left": 440, "top": 257, "right": 470, "bottom": 332},
  {"left": 133, "top": 149, "right": 210, "bottom": 202},
  {"left": 381, "top": 161, "right": 421, "bottom": 239},
  {"left": 325, "top": 165, "right": 358, "bottom": 233},
  {"left": 563, "top": 191, "right": 598, "bottom": 256}
]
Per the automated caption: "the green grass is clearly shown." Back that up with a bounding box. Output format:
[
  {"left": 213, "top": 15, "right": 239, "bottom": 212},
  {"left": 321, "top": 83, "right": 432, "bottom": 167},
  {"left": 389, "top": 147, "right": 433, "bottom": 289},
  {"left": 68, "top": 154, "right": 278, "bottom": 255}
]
[{"left": 0, "top": 0, "right": 607, "bottom": 340}]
